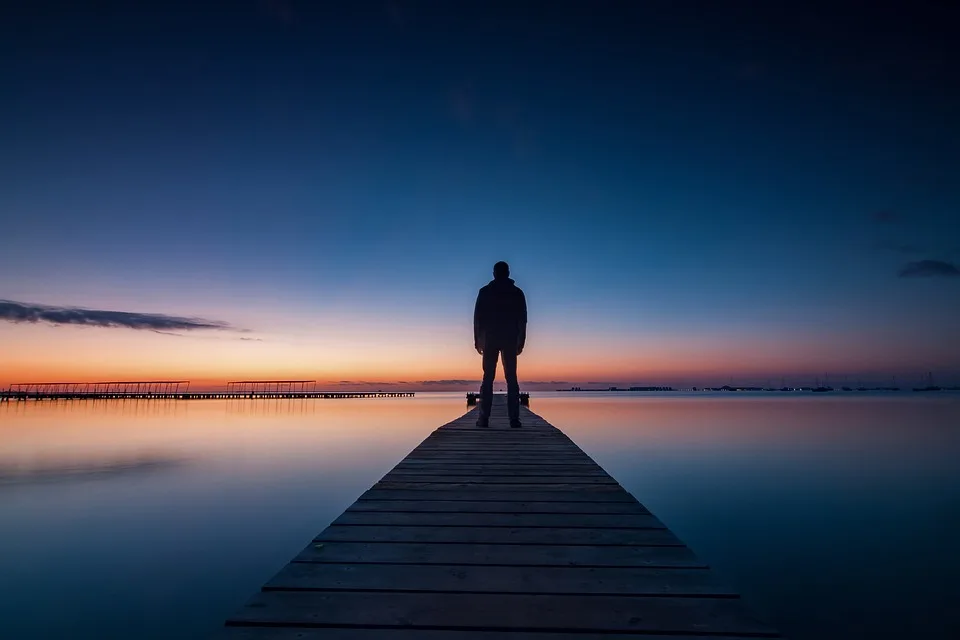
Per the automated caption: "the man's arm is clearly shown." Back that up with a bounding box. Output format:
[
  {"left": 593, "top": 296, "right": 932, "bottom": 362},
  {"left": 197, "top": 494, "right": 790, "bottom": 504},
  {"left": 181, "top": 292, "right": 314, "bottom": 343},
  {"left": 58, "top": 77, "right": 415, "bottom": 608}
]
[
  {"left": 517, "top": 289, "right": 527, "bottom": 354},
  {"left": 473, "top": 289, "right": 484, "bottom": 354}
]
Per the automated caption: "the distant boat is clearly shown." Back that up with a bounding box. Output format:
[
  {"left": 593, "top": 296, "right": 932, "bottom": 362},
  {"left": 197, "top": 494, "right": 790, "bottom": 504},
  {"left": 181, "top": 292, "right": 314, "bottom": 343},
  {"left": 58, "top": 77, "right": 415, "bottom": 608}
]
[
  {"left": 913, "top": 372, "right": 942, "bottom": 392},
  {"left": 812, "top": 377, "right": 833, "bottom": 392},
  {"left": 841, "top": 386, "right": 852, "bottom": 392}
]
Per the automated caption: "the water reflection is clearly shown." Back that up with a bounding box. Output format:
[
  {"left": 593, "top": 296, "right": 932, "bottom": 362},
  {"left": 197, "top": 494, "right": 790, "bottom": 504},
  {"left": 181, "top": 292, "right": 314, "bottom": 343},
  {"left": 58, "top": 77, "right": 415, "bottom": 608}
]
[
  {"left": 535, "top": 393, "right": 960, "bottom": 640},
  {"left": 0, "top": 395, "right": 461, "bottom": 640},
  {"left": 224, "top": 397, "right": 326, "bottom": 415},
  {"left": 0, "top": 397, "right": 189, "bottom": 417},
  {"left": 0, "top": 453, "right": 186, "bottom": 487},
  {"left": 1, "top": 393, "right": 958, "bottom": 640}
]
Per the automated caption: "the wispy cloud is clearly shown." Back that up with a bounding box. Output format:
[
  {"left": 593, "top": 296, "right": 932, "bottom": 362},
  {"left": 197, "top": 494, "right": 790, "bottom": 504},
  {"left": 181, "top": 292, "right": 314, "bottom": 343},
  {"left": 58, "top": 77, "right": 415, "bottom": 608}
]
[
  {"left": 420, "top": 379, "right": 478, "bottom": 386},
  {"left": 0, "top": 300, "right": 239, "bottom": 332},
  {"left": 898, "top": 260, "right": 960, "bottom": 278}
]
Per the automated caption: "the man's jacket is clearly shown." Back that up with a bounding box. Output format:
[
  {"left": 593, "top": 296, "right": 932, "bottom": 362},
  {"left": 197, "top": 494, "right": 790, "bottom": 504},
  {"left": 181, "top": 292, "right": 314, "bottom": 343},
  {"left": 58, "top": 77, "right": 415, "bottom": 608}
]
[{"left": 474, "top": 277, "right": 527, "bottom": 349}]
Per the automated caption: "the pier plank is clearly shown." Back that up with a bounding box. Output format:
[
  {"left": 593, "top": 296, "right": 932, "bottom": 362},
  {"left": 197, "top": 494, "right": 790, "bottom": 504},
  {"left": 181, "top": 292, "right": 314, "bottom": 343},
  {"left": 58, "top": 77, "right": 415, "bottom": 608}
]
[
  {"left": 220, "top": 396, "right": 781, "bottom": 638},
  {"left": 293, "top": 541, "right": 704, "bottom": 567},
  {"left": 347, "top": 500, "right": 648, "bottom": 513},
  {"left": 357, "top": 489, "right": 637, "bottom": 502},
  {"left": 226, "top": 591, "right": 778, "bottom": 636},
  {"left": 332, "top": 511, "right": 663, "bottom": 528},
  {"left": 262, "top": 562, "right": 732, "bottom": 595},
  {"left": 390, "top": 466, "right": 611, "bottom": 476},
  {"left": 316, "top": 525, "right": 681, "bottom": 545},
  {"left": 380, "top": 475, "right": 619, "bottom": 484},
  {"left": 222, "top": 631, "right": 767, "bottom": 640},
  {"left": 372, "top": 482, "right": 625, "bottom": 492}
]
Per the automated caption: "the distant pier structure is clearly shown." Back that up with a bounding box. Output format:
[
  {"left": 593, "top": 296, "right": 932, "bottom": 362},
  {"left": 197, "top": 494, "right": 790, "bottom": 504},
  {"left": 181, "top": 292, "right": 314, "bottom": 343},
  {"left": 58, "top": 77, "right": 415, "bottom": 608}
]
[
  {"left": 228, "top": 380, "right": 315, "bottom": 397},
  {"left": 466, "top": 392, "right": 530, "bottom": 406},
  {"left": 0, "top": 380, "right": 413, "bottom": 401},
  {"left": 3, "top": 381, "right": 190, "bottom": 400}
]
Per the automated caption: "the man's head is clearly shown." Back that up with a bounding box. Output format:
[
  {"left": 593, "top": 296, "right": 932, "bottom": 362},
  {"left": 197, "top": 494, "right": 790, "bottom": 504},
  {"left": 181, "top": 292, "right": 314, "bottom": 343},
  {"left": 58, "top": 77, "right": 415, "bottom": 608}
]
[{"left": 493, "top": 261, "right": 510, "bottom": 280}]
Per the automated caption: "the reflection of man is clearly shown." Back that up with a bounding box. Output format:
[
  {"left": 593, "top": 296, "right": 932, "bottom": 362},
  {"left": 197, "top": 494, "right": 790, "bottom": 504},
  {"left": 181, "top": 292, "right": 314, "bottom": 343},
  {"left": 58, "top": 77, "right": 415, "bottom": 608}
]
[{"left": 473, "top": 261, "right": 527, "bottom": 428}]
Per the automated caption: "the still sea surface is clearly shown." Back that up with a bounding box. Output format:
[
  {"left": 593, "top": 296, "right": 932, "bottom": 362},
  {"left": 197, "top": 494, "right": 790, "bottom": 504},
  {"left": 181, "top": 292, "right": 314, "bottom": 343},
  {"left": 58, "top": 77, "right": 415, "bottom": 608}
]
[{"left": 1, "top": 392, "right": 958, "bottom": 639}]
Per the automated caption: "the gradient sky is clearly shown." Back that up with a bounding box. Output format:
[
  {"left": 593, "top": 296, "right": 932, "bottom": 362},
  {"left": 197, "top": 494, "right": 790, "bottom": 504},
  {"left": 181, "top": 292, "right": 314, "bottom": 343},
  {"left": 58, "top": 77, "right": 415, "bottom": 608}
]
[{"left": 1, "top": 1, "right": 958, "bottom": 389}]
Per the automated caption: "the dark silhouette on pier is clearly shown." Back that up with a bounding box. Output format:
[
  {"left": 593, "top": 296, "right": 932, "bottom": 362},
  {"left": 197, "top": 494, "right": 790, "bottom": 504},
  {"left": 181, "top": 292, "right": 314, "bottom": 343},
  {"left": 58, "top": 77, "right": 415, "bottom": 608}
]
[{"left": 474, "top": 261, "right": 527, "bottom": 428}]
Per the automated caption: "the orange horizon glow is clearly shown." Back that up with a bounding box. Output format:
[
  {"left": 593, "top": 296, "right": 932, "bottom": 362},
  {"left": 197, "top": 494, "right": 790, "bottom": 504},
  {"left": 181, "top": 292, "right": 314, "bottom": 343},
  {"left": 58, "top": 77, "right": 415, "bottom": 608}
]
[{"left": 2, "top": 315, "right": 956, "bottom": 390}]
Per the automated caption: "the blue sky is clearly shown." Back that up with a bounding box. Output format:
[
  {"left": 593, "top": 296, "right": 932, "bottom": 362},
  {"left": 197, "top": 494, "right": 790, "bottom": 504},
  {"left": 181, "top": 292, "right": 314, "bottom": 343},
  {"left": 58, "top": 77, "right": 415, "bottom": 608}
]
[{"left": 1, "top": 1, "right": 957, "bottom": 387}]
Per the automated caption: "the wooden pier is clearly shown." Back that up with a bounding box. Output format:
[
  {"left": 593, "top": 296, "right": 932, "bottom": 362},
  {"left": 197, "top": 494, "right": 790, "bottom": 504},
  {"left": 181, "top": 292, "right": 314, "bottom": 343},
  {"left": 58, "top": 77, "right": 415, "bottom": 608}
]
[
  {"left": 0, "top": 381, "right": 414, "bottom": 401},
  {"left": 221, "top": 396, "right": 781, "bottom": 639},
  {"left": 0, "top": 391, "right": 414, "bottom": 401}
]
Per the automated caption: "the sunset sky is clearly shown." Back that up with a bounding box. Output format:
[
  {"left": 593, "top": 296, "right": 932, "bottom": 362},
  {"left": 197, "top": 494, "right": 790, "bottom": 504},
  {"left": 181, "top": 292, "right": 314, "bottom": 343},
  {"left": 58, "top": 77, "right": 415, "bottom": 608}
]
[{"left": 1, "top": 1, "right": 958, "bottom": 389}]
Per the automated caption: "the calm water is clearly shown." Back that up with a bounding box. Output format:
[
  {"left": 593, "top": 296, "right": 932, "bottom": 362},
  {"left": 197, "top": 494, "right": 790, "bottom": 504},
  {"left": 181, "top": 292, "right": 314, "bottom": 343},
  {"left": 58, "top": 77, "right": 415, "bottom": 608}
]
[{"left": 1, "top": 392, "right": 958, "bottom": 639}]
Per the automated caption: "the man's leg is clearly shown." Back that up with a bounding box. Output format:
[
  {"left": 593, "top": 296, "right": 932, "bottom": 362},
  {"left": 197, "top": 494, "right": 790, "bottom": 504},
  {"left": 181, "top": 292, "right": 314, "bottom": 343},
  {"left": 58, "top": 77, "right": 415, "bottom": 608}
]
[
  {"left": 501, "top": 345, "right": 520, "bottom": 426},
  {"left": 478, "top": 345, "right": 499, "bottom": 425}
]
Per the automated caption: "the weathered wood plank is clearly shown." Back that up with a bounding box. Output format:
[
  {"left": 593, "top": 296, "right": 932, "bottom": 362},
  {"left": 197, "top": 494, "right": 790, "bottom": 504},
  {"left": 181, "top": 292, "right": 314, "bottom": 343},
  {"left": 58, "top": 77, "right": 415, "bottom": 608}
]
[
  {"left": 395, "top": 461, "right": 603, "bottom": 468},
  {"left": 220, "top": 629, "right": 769, "bottom": 640},
  {"left": 406, "top": 450, "right": 597, "bottom": 466},
  {"left": 418, "top": 437, "right": 576, "bottom": 443},
  {"left": 418, "top": 438, "right": 575, "bottom": 442},
  {"left": 348, "top": 500, "right": 647, "bottom": 514},
  {"left": 399, "top": 458, "right": 598, "bottom": 465},
  {"left": 393, "top": 461, "right": 609, "bottom": 476},
  {"left": 264, "top": 562, "right": 733, "bottom": 595},
  {"left": 412, "top": 446, "right": 584, "bottom": 452},
  {"left": 413, "top": 449, "right": 581, "bottom": 453},
  {"left": 226, "top": 591, "right": 778, "bottom": 636},
  {"left": 380, "top": 475, "right": 618, "bottom": 484},
  {"left": 294, "top": 541, "right": 704, "bottom": 567},
  {"left": 357, "top": 489, "right": 637, "bottom": 502},
  {"left": 333, "top": 511, "right": 663, "bottom": 529},
  {"left": 372, "top": 481, "right": 626, "bottom": 492},
  {"left": 391, "top": 465, "right": 610, "bottom": 475},
  {"left": 316, "top": 525, "right": 682, "bottom": 545}
]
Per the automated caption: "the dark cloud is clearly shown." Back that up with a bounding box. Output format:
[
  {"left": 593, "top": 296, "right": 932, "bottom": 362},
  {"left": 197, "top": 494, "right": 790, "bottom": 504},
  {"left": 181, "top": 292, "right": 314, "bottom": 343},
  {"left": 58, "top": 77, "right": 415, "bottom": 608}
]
[
  {"left": 0, "top": 300, "right": 237, "bottom": 332},
  {"left": 898, "top": 260, "right": 960, "bottom": 278}
]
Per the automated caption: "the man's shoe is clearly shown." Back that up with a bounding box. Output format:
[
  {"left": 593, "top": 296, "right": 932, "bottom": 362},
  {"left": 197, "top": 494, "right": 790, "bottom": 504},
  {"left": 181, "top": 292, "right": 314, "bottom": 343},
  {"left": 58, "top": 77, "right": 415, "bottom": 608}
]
[
  {"left": 510, "top": 419, "right": 522, "bottom": 428},
  {"left": 476, "top": 418, "right": 489, "bottom": 428}
]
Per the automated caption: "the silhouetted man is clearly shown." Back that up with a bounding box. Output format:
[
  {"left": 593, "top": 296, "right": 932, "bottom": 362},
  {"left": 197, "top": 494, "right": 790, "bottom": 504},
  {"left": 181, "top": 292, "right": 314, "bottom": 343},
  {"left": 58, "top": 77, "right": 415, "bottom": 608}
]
[{"left": 474, "top": 261, "right": 527, "bottom": 428}]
